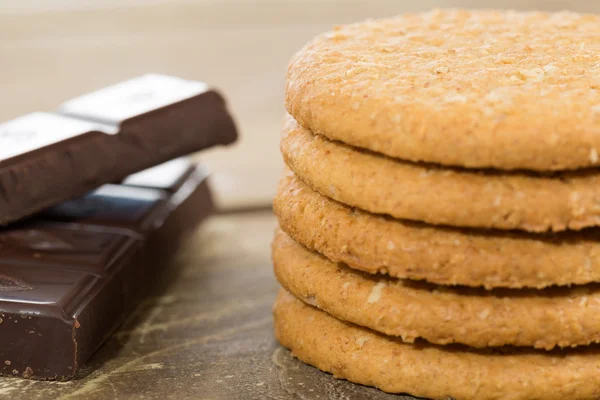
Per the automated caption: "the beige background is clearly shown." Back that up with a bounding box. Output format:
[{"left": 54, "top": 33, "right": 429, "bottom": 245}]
[{"left": 1, "top": 0, "right": 599, "bottom": 209}]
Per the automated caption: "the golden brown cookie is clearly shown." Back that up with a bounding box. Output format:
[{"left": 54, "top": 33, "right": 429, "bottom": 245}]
[
  {"left": 274, "top": 171, "right": 600, "bottom": 288},
  {"left": 273, "top": 229, "right": 600, "bottom": 349},
  {"left": 274, "top": 289, "right": 600, "bottom": 400},
  {"left": 281, "top": 115, "right": 600, "bottom": 232},
  {"left": 286, "top": 9, "right": 600, "bottom": 171}
]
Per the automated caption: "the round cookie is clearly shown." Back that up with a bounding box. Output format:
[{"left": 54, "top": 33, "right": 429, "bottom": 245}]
[
  {"left": 274, "top": 171, "right": 600, "bottom": 288},
  {"left": 286, "top": 9, "right": 600, "bottom": 171},
  {"left": 281, "top": 115, "right": 600, "bottom": 232},
  {"left": 273, "top": 229, "right": 600, "bottom": 349},
  {"left": 274, "top": 289, "right": 600, "bottom": 400}
]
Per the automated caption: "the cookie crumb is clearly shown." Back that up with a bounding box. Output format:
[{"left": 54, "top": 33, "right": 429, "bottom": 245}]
[
  {"left": 367, "top": 282, "right": 385, "bottom": 304},
  {"left": 478, "top": 308, "right": 491, "bottom": 320},
  {"left": 517, "top": 67, "right": 545, "bottom": 81},
  {"left": 542, "top": 64, "right": 560, "bottom": 75},
  {"left": 22, "top": 367, "right": 33, "bottom": 379},
  {"left": 590, "top": 148, "right": 598, "bottom": 164},
  {"left": 304, "top": 296, "right": 317, "bottom": 306},
  {"left": 584, "top": 257, "right": 592, "bottom": 271}
]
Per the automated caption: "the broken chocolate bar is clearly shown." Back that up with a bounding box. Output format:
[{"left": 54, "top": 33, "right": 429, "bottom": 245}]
[
  {"left": 0, "top": 74, "right": 236, "bottom": 225},
  {"left": 0, "top": 159, "right": 213, "bottom": 380}
]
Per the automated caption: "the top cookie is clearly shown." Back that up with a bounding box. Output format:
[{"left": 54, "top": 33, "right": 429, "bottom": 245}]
[{"left": 286, "top": 9, "right": 600, "bottom": 171}]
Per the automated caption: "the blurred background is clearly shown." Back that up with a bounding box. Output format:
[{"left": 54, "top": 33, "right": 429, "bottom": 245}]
[{"left": 1, "top": 0, "right": 599, "bottom": 211}]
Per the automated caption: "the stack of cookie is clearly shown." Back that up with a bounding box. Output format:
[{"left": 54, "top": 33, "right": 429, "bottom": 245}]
[{"left": 271, "top": 9, "right": 600, "bottom": 400}]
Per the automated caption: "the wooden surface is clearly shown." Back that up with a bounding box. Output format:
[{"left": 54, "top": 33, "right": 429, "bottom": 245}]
[{"left": 0, "top": 212, "right": 413, "bottom": 399}]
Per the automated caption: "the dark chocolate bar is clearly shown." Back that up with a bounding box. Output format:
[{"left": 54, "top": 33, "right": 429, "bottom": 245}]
[
  {"left": 0, "top": 74, "right": 236, "bottom": 225},
  {"left": 0, "top": 159, "right": 213, "bottom": 380}
]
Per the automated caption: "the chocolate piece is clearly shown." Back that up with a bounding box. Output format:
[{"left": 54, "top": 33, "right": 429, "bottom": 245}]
[
  {"left": 0, "top": 74, "right": 236, "bottom": 225},
  {"left": 0, "top": 159, "right": 214, "bottom": 380},
  {"left": 122, "top": 158, "right": 195, "bottom": 192}
]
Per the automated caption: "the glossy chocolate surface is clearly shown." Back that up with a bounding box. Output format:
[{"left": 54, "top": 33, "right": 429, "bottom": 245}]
[
  {"left": 0, "top": 74, "right": 236, "bottom": 225},
  {"left": 0, "top": 160, "right": 213, "bottom": 380}
]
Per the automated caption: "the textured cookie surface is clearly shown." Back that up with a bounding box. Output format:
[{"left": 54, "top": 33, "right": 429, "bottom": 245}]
[
  {"left": 286, "top": 9, "right": 600, "bottom": 171},
  {"left": 274, "top": 289, "right": 600, "bottom": 400},
  {"left": 273, "top": 230, "right": 600, "bottom": 349},
  {"left": 281, "top": 116, "right": 600, "bottom": 232},
  {"left": 274, "top": 172, "right": 600, "bottom": 288}
]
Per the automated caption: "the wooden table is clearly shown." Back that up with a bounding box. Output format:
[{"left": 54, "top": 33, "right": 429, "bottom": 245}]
[{"left": 0, "top": 211, "right": 413, "bottom": 399}]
